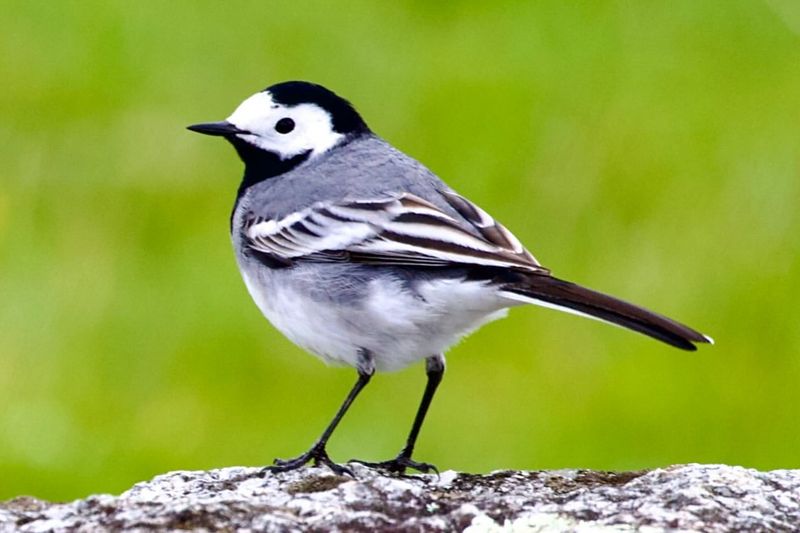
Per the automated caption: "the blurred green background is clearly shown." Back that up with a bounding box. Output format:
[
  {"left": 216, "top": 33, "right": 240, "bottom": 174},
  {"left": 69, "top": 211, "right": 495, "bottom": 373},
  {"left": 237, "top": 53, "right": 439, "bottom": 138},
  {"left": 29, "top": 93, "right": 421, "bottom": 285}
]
[{"left": 2, "top": 0, "right": 799, "bottom": 501}]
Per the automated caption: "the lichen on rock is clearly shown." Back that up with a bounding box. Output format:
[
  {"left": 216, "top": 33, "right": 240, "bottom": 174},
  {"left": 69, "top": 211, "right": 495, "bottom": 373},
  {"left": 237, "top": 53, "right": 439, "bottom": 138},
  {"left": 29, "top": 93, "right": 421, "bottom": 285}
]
[{"left": 1, "top": 463, "right": 799, "bottom": 531}]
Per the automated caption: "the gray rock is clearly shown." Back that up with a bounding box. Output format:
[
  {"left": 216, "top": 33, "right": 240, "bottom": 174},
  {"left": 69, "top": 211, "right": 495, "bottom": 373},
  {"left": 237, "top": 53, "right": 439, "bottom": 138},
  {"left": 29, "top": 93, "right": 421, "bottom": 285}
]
[{"left": 1, "top": 463, "right": 799, "bottom": 531}]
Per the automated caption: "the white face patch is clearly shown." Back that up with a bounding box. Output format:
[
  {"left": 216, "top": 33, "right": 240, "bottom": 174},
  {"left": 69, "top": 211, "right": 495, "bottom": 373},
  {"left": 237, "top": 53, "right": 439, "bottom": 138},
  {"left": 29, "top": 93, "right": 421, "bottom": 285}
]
[{"left": 225, "top": 91, "right": 344, "bottom": 159}]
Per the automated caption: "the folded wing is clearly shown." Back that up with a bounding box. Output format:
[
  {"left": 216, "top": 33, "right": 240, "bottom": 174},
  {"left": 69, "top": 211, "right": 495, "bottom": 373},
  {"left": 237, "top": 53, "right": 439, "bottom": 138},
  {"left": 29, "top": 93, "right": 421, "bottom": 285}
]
[{"left": 244, "top": 191, "right": 548, "bottom": 271}]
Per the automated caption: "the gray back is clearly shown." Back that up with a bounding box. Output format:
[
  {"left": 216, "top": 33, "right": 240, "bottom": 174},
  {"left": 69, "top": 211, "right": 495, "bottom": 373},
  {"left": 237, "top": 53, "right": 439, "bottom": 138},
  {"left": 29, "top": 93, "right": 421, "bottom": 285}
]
[{"left": 237, "top": 135, "right": 459, "bottom": 221}]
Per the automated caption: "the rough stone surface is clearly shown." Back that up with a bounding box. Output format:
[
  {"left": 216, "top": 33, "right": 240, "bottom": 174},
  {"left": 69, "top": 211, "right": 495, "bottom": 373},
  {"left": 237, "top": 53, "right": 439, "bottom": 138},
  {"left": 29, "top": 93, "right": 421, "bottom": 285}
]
[{"left": 1, "top": 463, "right": 799, "bottom": 531}]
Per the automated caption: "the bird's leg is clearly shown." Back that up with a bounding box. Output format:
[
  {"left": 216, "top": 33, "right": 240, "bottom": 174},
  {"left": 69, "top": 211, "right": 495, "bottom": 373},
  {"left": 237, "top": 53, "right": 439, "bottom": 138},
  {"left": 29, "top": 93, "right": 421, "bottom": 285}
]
[
  {"left": 353, "top": 354, "right": 444, "bottom": 475},
  {"left": 262, "top": 350, "right": 375, "bottom": 477}
]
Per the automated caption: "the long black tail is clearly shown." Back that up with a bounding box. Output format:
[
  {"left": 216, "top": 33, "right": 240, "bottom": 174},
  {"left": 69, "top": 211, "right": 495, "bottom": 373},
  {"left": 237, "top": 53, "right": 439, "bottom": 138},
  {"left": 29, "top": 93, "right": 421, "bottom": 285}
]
[{"left": 501, "top": 275, "right": 712, "bottom": 351}]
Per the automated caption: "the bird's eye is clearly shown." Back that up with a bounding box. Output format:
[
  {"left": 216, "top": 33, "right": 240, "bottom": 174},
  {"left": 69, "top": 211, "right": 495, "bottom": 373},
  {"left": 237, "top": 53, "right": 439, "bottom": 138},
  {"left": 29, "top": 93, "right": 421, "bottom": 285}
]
[{"left": 275, "top": 118, "right": 295, "bottom": 134}]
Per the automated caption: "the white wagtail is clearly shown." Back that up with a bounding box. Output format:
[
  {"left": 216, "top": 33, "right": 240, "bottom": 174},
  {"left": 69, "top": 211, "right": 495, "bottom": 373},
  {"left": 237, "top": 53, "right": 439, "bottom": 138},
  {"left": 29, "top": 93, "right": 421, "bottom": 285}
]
[{"left": 188, "top": 81, "right": 712, "bottom": 476}]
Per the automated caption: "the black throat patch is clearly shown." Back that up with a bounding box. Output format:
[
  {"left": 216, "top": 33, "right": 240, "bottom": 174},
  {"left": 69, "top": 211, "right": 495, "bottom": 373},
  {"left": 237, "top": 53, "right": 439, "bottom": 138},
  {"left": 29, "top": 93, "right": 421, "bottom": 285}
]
[{"left": 228, "top": 137, "right": 311, "bottom": 229}]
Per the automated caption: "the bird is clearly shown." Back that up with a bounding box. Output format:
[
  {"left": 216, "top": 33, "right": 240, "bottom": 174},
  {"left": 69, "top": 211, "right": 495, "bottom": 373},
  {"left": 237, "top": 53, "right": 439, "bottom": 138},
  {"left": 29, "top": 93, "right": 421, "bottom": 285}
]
[{"left": 188, "top": 80, "right": 712, "bottom": 476}]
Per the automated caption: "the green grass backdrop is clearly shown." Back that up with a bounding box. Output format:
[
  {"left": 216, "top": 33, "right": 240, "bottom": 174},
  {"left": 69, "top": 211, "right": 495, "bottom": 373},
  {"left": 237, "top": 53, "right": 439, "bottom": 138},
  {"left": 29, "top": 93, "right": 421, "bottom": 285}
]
[{"left": 2, "top": 1, "right": 799, "bottom": 500}]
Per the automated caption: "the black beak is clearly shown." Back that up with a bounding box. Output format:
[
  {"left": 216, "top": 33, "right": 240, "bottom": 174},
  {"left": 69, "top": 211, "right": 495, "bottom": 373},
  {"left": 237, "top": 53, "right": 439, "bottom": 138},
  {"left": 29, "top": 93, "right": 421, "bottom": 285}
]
[{"left": 186, "top": 121, "right": 249, "bottom": 136}]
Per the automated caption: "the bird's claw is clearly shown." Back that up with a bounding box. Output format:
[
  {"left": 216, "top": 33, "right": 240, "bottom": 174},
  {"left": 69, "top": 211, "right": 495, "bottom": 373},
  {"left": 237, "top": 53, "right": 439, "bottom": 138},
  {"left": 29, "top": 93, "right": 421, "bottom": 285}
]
[
  {"left": 351, "top": 454, "right": 438, "bottom": 475},
  {"left": 260, "top": 444, "right": 354, "bottom": 477}
]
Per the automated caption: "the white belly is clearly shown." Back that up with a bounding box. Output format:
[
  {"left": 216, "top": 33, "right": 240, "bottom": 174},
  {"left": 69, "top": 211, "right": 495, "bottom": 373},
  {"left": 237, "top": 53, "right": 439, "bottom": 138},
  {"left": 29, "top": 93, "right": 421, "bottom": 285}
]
[{"left": 240, "top": 267, "right": 510, "bottom": 372}]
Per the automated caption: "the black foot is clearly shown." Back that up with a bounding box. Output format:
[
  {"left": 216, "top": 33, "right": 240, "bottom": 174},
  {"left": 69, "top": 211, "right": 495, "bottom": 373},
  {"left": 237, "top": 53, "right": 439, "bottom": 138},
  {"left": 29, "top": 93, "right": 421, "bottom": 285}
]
[
  {"left": 352, "top": 454, "right": 438, "bottom": 475},
  {"left": 261, "top": 444, "right": 353, "bottom": 477}
]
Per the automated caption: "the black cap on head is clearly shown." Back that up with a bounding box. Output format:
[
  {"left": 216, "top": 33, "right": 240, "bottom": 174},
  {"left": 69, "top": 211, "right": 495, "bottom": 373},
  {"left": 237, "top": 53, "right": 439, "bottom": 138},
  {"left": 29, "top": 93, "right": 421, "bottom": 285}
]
[{"left": 265, "top": 81, "right": 370, "bottom": 135}]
